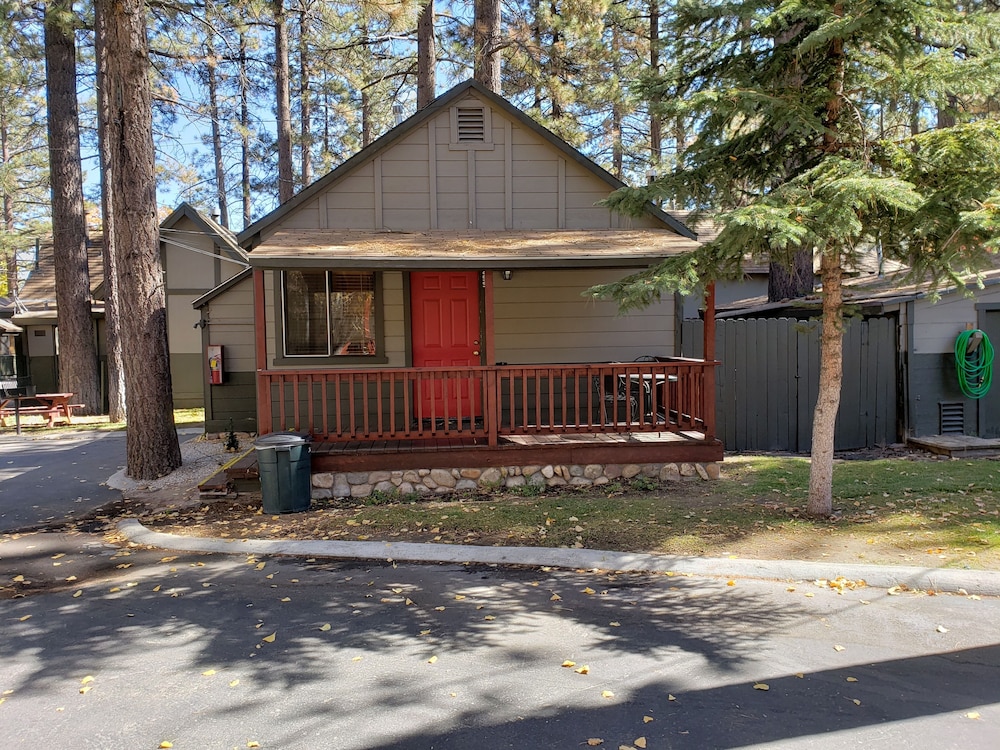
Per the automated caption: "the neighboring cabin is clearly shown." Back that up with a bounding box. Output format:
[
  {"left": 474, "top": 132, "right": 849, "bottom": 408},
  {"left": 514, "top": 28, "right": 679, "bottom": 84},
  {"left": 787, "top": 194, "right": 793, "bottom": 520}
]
[{"left": 0, "top": 204, "right": 246, "bottom": 410}]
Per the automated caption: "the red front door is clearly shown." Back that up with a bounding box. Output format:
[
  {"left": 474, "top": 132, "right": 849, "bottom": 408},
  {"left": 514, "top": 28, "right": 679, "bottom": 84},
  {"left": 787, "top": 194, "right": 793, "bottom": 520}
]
[{"left": 410, "top": 271, "right": 482, "bottom": 421}]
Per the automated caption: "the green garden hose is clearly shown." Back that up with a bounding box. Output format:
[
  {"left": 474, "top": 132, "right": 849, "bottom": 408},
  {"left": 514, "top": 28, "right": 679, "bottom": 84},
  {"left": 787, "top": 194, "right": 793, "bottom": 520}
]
[{"left": 955, "top": 329, "right": 994, "bottom": 399}]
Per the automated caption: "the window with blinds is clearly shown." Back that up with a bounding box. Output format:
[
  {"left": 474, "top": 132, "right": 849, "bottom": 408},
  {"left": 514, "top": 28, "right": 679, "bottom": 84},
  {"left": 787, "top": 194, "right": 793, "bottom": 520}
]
[{"left": 282, "top": 270, "right": 377, "bottom": 357}]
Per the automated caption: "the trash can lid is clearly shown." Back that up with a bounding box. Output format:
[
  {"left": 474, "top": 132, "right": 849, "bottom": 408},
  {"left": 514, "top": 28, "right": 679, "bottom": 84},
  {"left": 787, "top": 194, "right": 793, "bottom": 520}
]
[{"left": 254, "top": 432, "right": 308, "bottom": 449}]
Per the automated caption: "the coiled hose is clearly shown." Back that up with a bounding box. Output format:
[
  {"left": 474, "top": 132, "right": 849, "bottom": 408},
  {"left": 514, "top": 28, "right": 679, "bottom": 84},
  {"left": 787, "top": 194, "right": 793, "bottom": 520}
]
[{"left": 955, "top": 329, "right": 994, "bottom": 399}]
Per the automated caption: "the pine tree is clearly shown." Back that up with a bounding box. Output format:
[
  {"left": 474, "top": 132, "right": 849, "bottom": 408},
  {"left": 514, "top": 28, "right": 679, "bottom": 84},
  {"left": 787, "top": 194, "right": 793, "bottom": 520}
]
[{"left": 597, "top": 0, "right": 1000, "bottom": 515}]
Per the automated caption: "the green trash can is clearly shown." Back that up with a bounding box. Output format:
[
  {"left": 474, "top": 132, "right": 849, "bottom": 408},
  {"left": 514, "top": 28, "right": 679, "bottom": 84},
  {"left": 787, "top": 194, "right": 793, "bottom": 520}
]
[{"left": 255, "top": 433, "right": 311, "bottom": 513}]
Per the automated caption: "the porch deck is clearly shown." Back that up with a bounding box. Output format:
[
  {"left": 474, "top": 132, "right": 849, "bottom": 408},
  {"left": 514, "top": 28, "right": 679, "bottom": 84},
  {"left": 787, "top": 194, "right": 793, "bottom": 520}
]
[
  {"left": 310, "top": 428, "right": 720, "bottom": 473},
  {"left": 202, "top": 428, "right": 720, "bottom": 494}
]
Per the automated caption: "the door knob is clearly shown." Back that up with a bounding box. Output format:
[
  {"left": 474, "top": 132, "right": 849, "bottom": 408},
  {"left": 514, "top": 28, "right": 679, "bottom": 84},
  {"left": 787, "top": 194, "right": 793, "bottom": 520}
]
[{"left": 473, "top": 350, "right": 480, "bottom": 356}]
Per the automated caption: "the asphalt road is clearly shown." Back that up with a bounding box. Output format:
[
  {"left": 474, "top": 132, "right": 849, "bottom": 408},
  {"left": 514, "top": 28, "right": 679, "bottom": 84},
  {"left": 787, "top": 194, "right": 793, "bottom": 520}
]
[
  {"left": 2, "top": 551, "right": 998, "bottom": 749},
  {"left": 0, "top": 430, "right": 125, "bottom": 532}
]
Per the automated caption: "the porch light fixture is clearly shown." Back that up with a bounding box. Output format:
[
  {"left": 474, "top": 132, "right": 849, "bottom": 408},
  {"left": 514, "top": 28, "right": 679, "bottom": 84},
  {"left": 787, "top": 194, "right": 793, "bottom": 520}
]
[{"left": 501, "top": 269, "right": 513, "bottom": 281}]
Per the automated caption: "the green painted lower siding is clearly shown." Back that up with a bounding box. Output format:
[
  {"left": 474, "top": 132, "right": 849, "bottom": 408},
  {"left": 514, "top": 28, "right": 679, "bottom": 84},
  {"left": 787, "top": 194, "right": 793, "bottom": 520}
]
[
  {"left": 170, "top": 353, "right": 205, "bottom": 409},
  {"left": 205, "top": 370, "right": 257, "bottom": 434},
  {"left": 26, "top": 356, "right": 58, "bottom": 394}
]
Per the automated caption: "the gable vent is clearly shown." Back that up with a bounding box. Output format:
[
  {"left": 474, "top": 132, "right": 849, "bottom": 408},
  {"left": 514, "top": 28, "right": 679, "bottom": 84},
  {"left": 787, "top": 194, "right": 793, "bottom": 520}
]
[{"left": 455, "top": 107, "right": 486, "bottom": 141}]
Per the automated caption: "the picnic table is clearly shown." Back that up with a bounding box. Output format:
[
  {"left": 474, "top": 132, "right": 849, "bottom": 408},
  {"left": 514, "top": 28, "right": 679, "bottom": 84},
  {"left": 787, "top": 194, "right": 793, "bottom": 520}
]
[{"left": 0, "top": 392, "right": 83, "bottom": 433}]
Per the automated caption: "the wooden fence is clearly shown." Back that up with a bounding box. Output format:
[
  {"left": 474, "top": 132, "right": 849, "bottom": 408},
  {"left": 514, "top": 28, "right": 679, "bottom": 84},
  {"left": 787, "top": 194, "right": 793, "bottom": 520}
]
[{"left": 681, "top": 317, "right": 898, "bottom": 452}]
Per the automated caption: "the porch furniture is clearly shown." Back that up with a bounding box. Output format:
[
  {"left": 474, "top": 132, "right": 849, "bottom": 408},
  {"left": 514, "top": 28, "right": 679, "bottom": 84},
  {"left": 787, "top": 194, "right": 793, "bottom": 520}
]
[
  {"left": 0, "top": 392, "right": 81, "bottom": 430},
  {"left": 594, "top": 373, "right": 643, "bottom": 424}
]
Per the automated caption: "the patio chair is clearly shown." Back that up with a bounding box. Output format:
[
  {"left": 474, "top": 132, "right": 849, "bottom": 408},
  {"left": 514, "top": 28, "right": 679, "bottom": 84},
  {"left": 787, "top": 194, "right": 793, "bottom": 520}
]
[{"left": 593, "top": 374, "right": 642, "bottom": 424}]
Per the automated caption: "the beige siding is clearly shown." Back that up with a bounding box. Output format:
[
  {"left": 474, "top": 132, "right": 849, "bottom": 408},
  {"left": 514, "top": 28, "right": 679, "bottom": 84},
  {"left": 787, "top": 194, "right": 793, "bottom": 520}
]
[
  {"left": 493, "top": 269, "right": 675, "bottom": 363},
  {"left": 205, "top": 276, "right": 257, "bottom": 372},
  {"left": 914, "top": 286, "right": 1000, "bottom": 353},
  {"left": 268, "top": 91, "right": 676, "bottom": 236},
  {"left": 167, "top": 293, "right": 203, "bottom": 354},
  {"left": 164, "top": 216, "right": 216, "bottom": 282}
]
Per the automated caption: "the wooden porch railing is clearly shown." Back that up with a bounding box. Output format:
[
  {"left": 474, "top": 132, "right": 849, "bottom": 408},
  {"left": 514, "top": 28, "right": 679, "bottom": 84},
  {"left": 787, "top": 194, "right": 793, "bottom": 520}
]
[{"left": 256, "top": 360, "right": 718, "bottom": 444}]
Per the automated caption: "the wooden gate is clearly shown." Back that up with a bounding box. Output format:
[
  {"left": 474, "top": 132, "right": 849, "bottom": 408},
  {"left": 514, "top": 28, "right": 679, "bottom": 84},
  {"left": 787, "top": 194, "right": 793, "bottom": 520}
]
[{"left": 681, "top": 316, "right": 898, "bottom": 452}]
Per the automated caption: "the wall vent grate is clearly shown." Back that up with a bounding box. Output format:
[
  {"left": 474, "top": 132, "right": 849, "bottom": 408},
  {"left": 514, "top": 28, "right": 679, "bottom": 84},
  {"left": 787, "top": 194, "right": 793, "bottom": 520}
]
[
  {"left": 939, "top": 401, "right": 965, "bottom": 434},
  {"left": 455, "top": 107, "right": 486, "bottom": 142}
]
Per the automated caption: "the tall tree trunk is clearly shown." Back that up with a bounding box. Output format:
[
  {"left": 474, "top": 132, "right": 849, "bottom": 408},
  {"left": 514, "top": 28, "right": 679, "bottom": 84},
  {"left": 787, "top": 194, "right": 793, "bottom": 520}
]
[
  {"left": 206, "top": 38, "right": 229, "bottom": 228},
  {"left": 1, "top": 109, "right": 17, "bottom": 296},
  {"left": 274, "top": 0, "right": 294, "bottom": 203},
  {"left": 807, "top": 19, "right": 847, "bottom": 516},
  {"left": 611, "top": 100, "right": 623, "bottom": 179},
  {"left": 240, "top": 32, "right": 252, "bottom": 227},
  {"left": 95, "top": 0, "right": 181, "bottom": 479},
  {"left": 416, "top": 0, "right": 436, "bottom": 109},
  {"left": 361, "top": 87, "right": 372, "bottom": 147},
  {"left": 549, "top": 1, "right": 562, "bottom": 118},
  {"left": 807, "top": 247, "right": 844, "bottom": 516},
  {"left": 298, "top": 4, "right": 312, "bottom": 186},
  {"left": 649, "top": 0, "right": 661, "bottom": 168},
  {"left": 44, "top": 1, "right": 100, "bottom": 414},
  {"left": 94, "top": 0, "right": 126, "bottom": 422},
  {"left": 473, "top": 0, "right": 501, "bottom": 93},
  {"left": 767, "top": 253, "right": 813, "bottom": 300}
]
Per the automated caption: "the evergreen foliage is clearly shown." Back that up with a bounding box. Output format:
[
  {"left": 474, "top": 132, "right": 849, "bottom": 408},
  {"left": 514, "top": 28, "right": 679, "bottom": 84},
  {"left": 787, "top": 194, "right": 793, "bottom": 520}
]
[{"left": 593, "top": 0, "right": 1000, "bottom": 513}]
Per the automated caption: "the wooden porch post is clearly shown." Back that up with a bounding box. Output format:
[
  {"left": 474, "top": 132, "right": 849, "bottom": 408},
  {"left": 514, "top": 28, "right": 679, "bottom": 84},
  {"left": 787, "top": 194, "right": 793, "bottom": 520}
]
[
  {"left": 703, "top": 281, "right": 717, "bottom": 441},
  {"left": 254, "top": 267, "right": 271, "bottom": 435},
  {"left": 483, "top": 270, "right": 499, "bottom": 446}
]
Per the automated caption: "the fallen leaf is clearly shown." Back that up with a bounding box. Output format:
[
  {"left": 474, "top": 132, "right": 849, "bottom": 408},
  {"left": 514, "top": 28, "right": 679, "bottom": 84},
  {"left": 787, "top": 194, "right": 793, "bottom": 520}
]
[
  {"left": 319, "top": 623, "right": 331, "bottom": 632},
  {"left": 434, "top": 606, "right": 446, "bottom": 611},
  {"left": 12, "top": 575, "right": 24, "bottom": 583},
  {"left": 229, "top": 680, "right": 240, "bottom": 687},
  {"left": 574, "top": 665, "right": 590, "bottom": 675},
  {"left": 427, "top": 656, "right": 438, "bottom": 664},
  {"left": 966, "top": 711, "right": 981, "bottom": 720},
  {"left": 255, "top": 563, "right": 266, "bottom": 571},
  {"left": 852, "top": 699, "right": 861, "bottom": 706},
  {"left": 550, "top": 593, "right": 562, "bottom": 601},
  {"left": 247, "top": 742, "right": 261, "bottom": 748},
  {"left": 79, "top": 686, "right": 91, "bottom": 694},
  {"left": 601, "top": 690, "right": 614, "bottom": 699},
  {"left": 834, "top": 645, "right": 846, "bottom": 652},
  {"left": 159, "top": 743, "right": 173, "bottom": 749},
  {"left": 846, "top": 677, "right": 858, "bottom": 683},
  {"left": 160, "top": 556, "right": 177, "bottom": 563},
  {"left": 454, "top": 595, "right": 466, "bottom": 600},
  {"left": 795, "top": 673, "right": 804, "bottom": 679},
  {"left": 936, "top": 625, "right": 949, "bottom": 633},
  {"left": 726, "top": 580, "right": 736, "bottom": 587},
  {"left": 280, "top": 597, "right": 291, "bottom": 602},
  {"left": 668, "top": 694, "right": 676, "bottom": 701},
  {"left": 609, "top": 621, "right": 621, "bottom": 627},
  {"left": 561, "top": 660, "right": 576, "bottom": 668},
  {"left": 52, "top": 553, "right": 65, "bottom": 560},
  {"left": 753, "top": 683, "right": 769, "bottom": 691},
  {"left": 261, "top": 632, "right": 276, "bottom": 643},
  {"left": 643, "top": 715, "right": 654, "bottom": 722},
  {"left": 81, "top": 676, "right": 94, "bottom": 685},
  {"left": 72, "top": 590, "right": 82, "bottom": 598},
  {"left": 202, "top": 669, "right": 217, "bottom": 676},
  {"left": 586, "top": 740, "right": 603, "bottom": 747},
  {"left": 634, "top": 738, "right": 647, "bottom": 749},
  {"left": 19, "top": 615, "right": 31, "bottom": 622},
  {"left": 484, "top": 615, "right": 496, "bottom": 621},
  {"left": 582, "top": 587, "right": 596, "bottom": 595},
  {"left": 405, "top": 598, "right": 415, "bottom": 606},
  {"left": 152, "top": 585, "right": 161, "bottom": 592}
]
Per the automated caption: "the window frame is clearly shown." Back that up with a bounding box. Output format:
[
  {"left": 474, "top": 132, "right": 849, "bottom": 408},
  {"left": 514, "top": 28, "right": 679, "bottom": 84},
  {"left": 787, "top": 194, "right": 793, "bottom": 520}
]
[{"left": 273, "top": 269, "right": 386, "bottom": 366}]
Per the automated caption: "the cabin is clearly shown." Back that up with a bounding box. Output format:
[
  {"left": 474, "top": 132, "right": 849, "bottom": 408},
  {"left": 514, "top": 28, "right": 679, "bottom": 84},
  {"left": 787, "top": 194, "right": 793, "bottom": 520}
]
[{"left": 195, "top": 80, "right": 723, "bottom": 496}]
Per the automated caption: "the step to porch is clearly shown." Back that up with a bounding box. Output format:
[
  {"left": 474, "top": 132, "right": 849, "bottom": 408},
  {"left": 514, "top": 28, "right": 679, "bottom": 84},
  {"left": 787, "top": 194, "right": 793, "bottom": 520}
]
[{"left": 907, "top": 434, "right": 1000, "bottom": 458}]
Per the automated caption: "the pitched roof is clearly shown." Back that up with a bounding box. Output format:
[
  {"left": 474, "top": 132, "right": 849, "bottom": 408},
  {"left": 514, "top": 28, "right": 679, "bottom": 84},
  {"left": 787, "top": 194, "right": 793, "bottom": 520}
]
[{"left": 239, "top": 79, "right": 696, "bottom": 246}]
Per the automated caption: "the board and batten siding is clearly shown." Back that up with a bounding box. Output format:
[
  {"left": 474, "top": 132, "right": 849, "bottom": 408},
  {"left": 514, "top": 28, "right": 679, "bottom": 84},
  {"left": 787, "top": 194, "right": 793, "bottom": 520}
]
[
  {"left": 912, "top": 286, "right": 1000, "bottom": 353},
  {"left": 256, "top": 92, "right": 664, "bottom": 238},
  {"left": 493, "top": 269, "right": 675, "bottom": 364}
]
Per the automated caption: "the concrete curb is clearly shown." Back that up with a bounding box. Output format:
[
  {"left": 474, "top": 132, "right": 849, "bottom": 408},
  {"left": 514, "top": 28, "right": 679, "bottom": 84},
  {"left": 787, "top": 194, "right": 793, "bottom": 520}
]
[{"left": 118, "top": 519, "right": 1000, "bottom": 597}]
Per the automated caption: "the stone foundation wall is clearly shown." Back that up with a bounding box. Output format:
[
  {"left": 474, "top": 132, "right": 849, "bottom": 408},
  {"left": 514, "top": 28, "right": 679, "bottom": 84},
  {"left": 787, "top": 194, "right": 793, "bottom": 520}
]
[{"left": 311, "top": 461, "right": 721, "bottom": 499}]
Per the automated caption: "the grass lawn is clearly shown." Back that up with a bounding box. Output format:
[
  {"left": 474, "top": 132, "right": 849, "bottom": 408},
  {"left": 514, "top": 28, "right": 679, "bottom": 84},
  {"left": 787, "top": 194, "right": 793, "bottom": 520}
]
[
  {"left": 3, "top": 407, "right": 205, "bottom": 432},
  {"left": 142, "top": 453, "right": 1000, "bottom": 571}
]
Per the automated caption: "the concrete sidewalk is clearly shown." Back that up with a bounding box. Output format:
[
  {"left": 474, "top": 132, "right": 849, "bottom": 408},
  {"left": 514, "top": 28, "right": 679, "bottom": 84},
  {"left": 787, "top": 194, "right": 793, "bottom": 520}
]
[{"left": 118, "top": 518, "right": 1000, "bottom": 597}]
